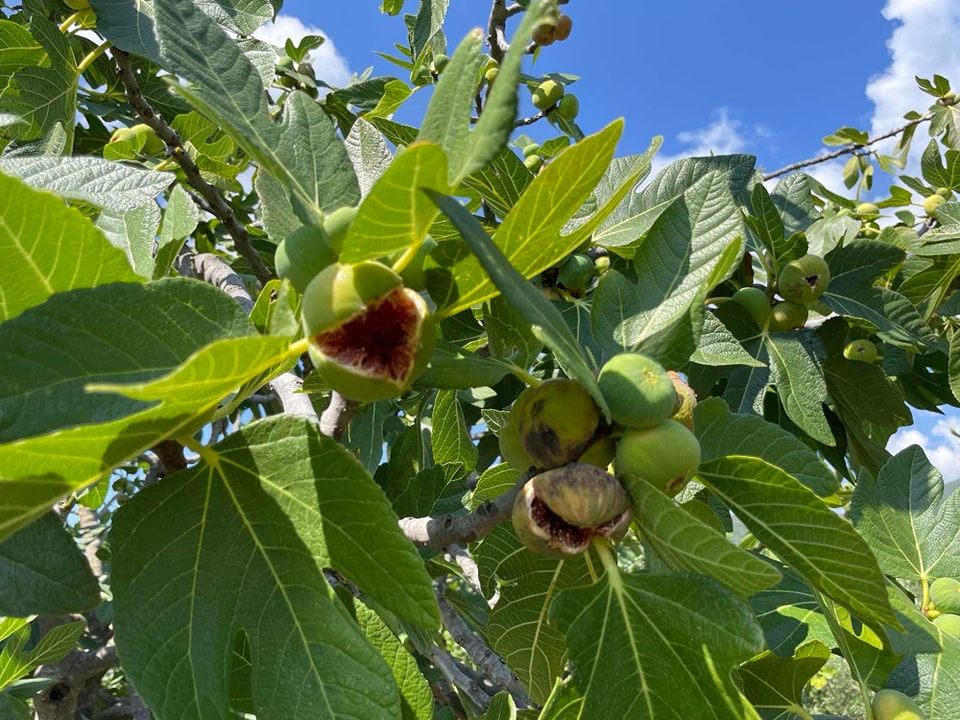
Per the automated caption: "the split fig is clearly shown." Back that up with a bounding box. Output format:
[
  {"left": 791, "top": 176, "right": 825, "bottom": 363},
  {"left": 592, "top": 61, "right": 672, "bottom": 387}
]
[
  {"left": 843, "top": 339, "right": 878, "bottom": 363},
  {"left": 930, "top": 577, "right": 960, "bottom": 613},
  {"left": 731, "top": 287, "right": 770, "bottom": 326},
  {"left": 598, "top": 353, "right": 678, "bottom": 429},
  {"left": 511, "top": 380, "right": 601, "bottom": 469},
  {"left": 614, "top": 420, "right": 701, "bottom": 497},
  {"left": 275, "top": 225, "right": 337, "bottom": 293},
  {"left": 768, "top": 301, "right": 808, "bottom": 331},
  {"left": 871, "top": 689, "right": 924, "bottom": 720},
  {"left": 778, "top": 254, "right": 830, "bottom": 304},
  {"left": 302, "top": 261, "right": 434, "bottom": 402}
]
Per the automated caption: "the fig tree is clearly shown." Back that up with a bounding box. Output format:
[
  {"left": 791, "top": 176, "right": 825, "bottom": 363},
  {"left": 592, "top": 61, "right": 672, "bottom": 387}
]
[
  {"left": 731, "top": 287, "right": 770, "bottom": 326},
  {"left": 614, "top": 420, "right": 701, "bottom": 497},
  {"left": 667, "top": 371, "right": 697, "bottom": 431},
  {"left": 871, "top": 689, "right": 924, "bottom": 720},
  {"left": 930, "top": 577, "right": 960, "bottom": 613},
  {"left": 556, "top": 94, "right": 579, "bottom": 121},
  {"left": 558, "top": 253, "right": 594, "bottom": 290},
  {"left": 767, "top": 301, "right": 808, "bottom": 331},
  {"left": 554, "top": 14, "right": 573, "bottom": 41},
  {"left": 302, "top": 261, "right": 434, "bottom": 402},
  {"left": 532, "top": 79, "right": 564, "bottom": 111},
  {"left": 923, "top": 193, "right": 947, "bottom": 215},
  {"left": 778, "top": 254, "right": 830, "bottom": 304},
  {"left": 512, "top": 463, "right": 633, "bottom": 557},
  {"left": 933, "top": 612, "right": 960, "bottom": 639},
  {"left": 511, "top": 380, "right": 601, "bottom": 469},
  {"left": 843, "top": 338, "right": 879, "bottom": 363},
  {"left": 275, "top": 225, "right": 337, "bottom": 293},
  {"left": 598, "top": 353, "right": 678, "bottom": 429}
]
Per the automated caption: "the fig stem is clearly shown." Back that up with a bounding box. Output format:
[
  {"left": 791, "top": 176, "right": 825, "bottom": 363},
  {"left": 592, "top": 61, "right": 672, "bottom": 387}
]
[
  {"left": 78, "top": 40, "right": 111, "bottom": 74},
  {"left": 391, "top": 242, "right": 422, "bottom": 274},
  {"left": 507, "top": 364, "right": 542, "bottom": 387},
  {"left": 59, "top": 10, "right": 84, "bottom": 33},
  {"left": 592, "top": 536, "right": 621, "bottom": 586}
]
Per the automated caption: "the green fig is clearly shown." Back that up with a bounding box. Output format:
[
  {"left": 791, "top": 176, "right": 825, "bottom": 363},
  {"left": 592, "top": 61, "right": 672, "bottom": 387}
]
[
  {"left": 933, "top": 612, "right": 960, "bottom": 639},
  {"left": 109, "top": 124, "right": 164, "bottom": 155},
  {"left": 275, "top": 225, "right": 337, "bottom": 293},
  {"left": 731, "top": 287, "right": 770, "bottom": 326},
  {"left": 556, "top": 94, "right": 579, "bottom": 121},
  {"left": 512, "top": 380, "right": 601, "bottom": 469},
  {"left": 532, "top": 79, "right": 564, "bottom": 111},
  {"left": 531, "top": 24, "right": 556, "bottom": 47},
  {"left": 524, "top": 154, "right": 543, "bottom": 173},
  {"left": 499, "top": 418, "right": 536, "bottom": 472},
  {"left": 936, "top": 187, "right": 952, "bottom": 198},
  {"left": 856, "top": 202, "right": 880, "bottom": 217},
  {"left": 843, "top": 338, "right": 879, "bottom": 362},
  {"left": 398, "top": 237, "right": 438, "bottom": 292},
  {"left": 767, "top": 301, "right": 808, "bottom": 331},
  {"left": 558, "top": 253, "right": 594, "bottom": 290},
  {"left": 615, "top": 420, "right": 701, "bottom": 497},
  {"left": 598, "top": 353, "right": 678, "bottom": 429},
  {"left": 276, "top": 56, "right": 298, "bottom": 88},
  {"left": 778, "top": 254, "right": 830, "bottom": 304},
  {"left": 431, "top": 53, "right": 449, "bottom": 74},
  {"left": 322, "top": 205, "right": 358, "bottom": 254},
  {"left": 871, "top": 689, "right": 925, "bottom": 720},
  {"left": 522, "top": 142, "right": 541, "bottom": 158},
  {"left": 577, "top": 435, "right": 617, "bottom": 469},
  {"left": 667, "top": 371, "right": 697, "bottom": 431},
  {"left": 923, "top": 194, "right": 947, "bottom": 215},
  {"left": 303, "top": 261, "right": 434, "bottom": 402},
  {"left": 930, "top": 577, "right": 960, "bottom": 613}
]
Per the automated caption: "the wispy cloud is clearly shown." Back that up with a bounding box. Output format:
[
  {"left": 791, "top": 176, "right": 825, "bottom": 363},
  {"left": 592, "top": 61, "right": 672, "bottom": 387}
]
[
  {"left": 650, "top": 109, "right": 764, "bottom": 177},
  {"left": 253, "top": 15, "right": 352, "bottom": 88},
  {"left": 887, "top": 417, "right": 960, "bottom": 482}
]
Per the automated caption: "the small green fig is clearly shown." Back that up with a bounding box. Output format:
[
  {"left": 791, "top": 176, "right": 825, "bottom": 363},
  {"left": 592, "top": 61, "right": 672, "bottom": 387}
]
[
  {"left": 556, "top": 94, "right": 579, "bottom": 121},
  {"left": 615, "top": 420, "right": 701, "bottom": 497},
  {"left": 923, "top": 194, "right": 947, "bottom": 215},
  {"left": 532, "top": 79, "right": 564, "bottom": 111},
  {"left": 322, "top": 206, "right": 358, "bottom": 254},
  {"left": 65, "top": 0, "right": 91, "bottom": 9},
  {"left": 767, "top": 301, "right": 808, "bottom": 331},
  {"left": 398, "top": 236, "right": 438, "bottom": 292},
  {"left": 499, "top": 418, "right": 536, "bottom": 472},
  {"left": 843, "top": 338, "right": 879, "bottom": 363},
  {"left": 936, "top": 187, "right": 952, "bottom": 198},
  {"left": 778, "top": 254, "right": 830, "bottom": 304},
  {"left": 524, "top": 154, "right": 543, "bottom": 173},
  {"left": 598, "top": 353, "right": 678, "bottom": 429},
  {"left": 731, "top": 287, "right": 770, "bottom": 326},
  {"left": 275, "top": 225, "right": 337, "bottom": 293},
  {"left": 431, "top": 53, "right": 449, "bottom": 74},
  {"left": 577, "top": 435, "right": 617, "bottom": 470},
  {"left": 303, "top": 261, "right": 434, "bottom": 402},
  {"left": 522, "top": 142, "right": 541, "bottom": 158},
  {"left": 667, "top": 371, "right": 697, "bottom": 431},
  {"left": 856, "top": 202, "right": 880, "bottom": 217},
  {"left": 554, "top": 14, "right": 573, "bottom": 41},
  {"left": 558, "top": 253, "right": 594, "bottom": 290},
  {"left": 512, "top": 380, "right": 601, "bottom": 470},
  {"left": 933, "top": 612, "right": 960, "bottom": 639},
  {"left": 871, "top": 689, "right": 925, "bottom": 720},
  {"left": 275, "top": 56, "right": 298, "bottom": 88},
  {"left": 930, "top": 577, "right": 960, "bottom": 613},
  {"left": 485, "top": 67, "right": 499, "bottom": 85},
  {"left": 109, "top": 124, "right": 164, "bottom": 155}
]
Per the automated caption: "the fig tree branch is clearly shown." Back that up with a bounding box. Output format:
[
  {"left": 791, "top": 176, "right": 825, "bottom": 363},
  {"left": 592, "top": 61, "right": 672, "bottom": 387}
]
[{"left": 111, "top": 49, "right": 273, "bottom": 287}]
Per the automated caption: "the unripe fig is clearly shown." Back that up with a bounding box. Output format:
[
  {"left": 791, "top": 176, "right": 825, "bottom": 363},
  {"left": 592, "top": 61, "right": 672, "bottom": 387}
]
[
  {"left": 524, "top": 154, "right": 543, "bottom": 173},
  {"left": 499, "top": 419, "right": 536, "bottom": 472},
  {"left": 512, "top": 463, "right": 633, "bottom": 557},
  {"left": 431, "top": 53, "right": 449, "bottom": 74},
  {"left": 275, "top": 56, "right": 298, "bottom": 88},
  {"left": 412, "top": 66, "right": 432, "bottom": 86},
  {"left": 303, "top": 261, "right": 434, "bottom": 402},
  {"left": 511, "top": 380, "right": 601, "bottom": 469},
  {"left": 554, "top": 14, "right": 573, "bottom": 41},
  {"left": 594, "top": 255, "right": 611, "bottom": 273},
  {"left": 933, "top": 612, "right": 960, "bottom": 639},
  {"left": 556, "top": 94, "right": 579, "bottom": 121},
  {"left": 930, "top": 577, "right": 960, "bottom": 613},
  {"left": 767, "top": 301, "right": 808, "bottom": 331},
  {"left": 532, "top": 23, "right": 556, "bottom": 46},
  {"left": 667, "top": 371, "right": 696, "bottom": 431},
  {"left": 532, "top": 79, "right": 564, "bottom": 111},
  {"left": 843, "top": 338, "right": 878, "bottom": 363},
  {"left": 398, "top": 236, "right": 438, "bottom": 292},
  {"left": 856, "top": 202, "right": 880, "bottom": 217},
  {"left": 871, "top": 689, "right": 924, "bottom": 720},
  {"left": 275, "top": 225, "right": 337, "bottom": 293},
  {"left": 485, "top": 67, "right": 499, "bottom": 85},
  {"left": 522, "top": 142, "right": 541, "bottom": 158},
  {"left": 778, "top": 254, "right": 830, "bottom": 304},
  {"left": 615, "top": 420, "right": 701, "bottom": 497},
  {"left": 598, "top": 353, "right": 678, "bottom": 429},
  {"left": 731, "top": 287, "right": 770, "bottom": 326},
  {"left": 923, "top": 194, "right": 947, "bottom": 215},
  {"left": 65, "top": 0, "right": 91, "bottom": 9},
  {"left": 109, "top": 124, "right": 164, "bottom": 155},
  {"left": 860, "top": 220, "right": 880, "bottom": 237},
  {"left": 577, "top": 435, "right": 616, "bottom": 469},
  {"left": 558, "top": 253, "right": 594, "bottom": 290},
  {"left": 936, "top": 187, "right": 952, "bottom": 198},
  {"left": 322, "top": 206, "right": 358, "bottom": 254}
]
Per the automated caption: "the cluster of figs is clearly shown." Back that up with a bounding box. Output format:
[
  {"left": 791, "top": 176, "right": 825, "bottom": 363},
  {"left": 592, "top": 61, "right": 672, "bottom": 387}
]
[
  {"left": 502, "top": 353, "right": 699, "bottom": 558},
  {"left": 730, "top": 253, "right": 831, "bottom": 332}
]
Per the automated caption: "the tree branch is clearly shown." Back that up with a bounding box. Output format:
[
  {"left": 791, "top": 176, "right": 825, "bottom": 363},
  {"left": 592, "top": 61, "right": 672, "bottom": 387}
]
[
  {"left": 486, "top": 1, "right": 510, "bottom": 64},
  {"left": 319, "top": 391, "right": 359, "bottom": 440},
  {"left": 111, "top": 49, "right": 273, "bottom": 286}
]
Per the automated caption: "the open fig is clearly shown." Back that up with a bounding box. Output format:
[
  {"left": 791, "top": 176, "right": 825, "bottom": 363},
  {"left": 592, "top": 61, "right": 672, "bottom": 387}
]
[
  {"left": 930, "top": 577, "right": 960, "bottom": 613},
  {"left": 303, "top": 261, "right": 434, "bottom": 402},
  {"left": 512, "top": 463, "right": 633, "bottom": 557},
  {"left": 598, "top": 353, "right": 678, "bottom": 429},
  {"left": 778, "top": 254, "right": 830, "bottom": 304},
  {"left": 614, "top": 419, "right": 701, "bottom": 497},
  {"left": 511, "top": 380, "right": 601, "bottom": 469}
]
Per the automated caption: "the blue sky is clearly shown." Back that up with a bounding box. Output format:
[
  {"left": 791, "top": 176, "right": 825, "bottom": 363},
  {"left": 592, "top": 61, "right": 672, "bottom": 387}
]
[{"left": 254, "top": 0, "right": 960, "bottom": 481}]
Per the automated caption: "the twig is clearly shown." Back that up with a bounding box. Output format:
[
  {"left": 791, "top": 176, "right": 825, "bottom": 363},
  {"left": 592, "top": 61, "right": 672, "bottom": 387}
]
[
  {"left": 398, "top": 472, "right": 530, "bottom": 549},
  {"left": 762, "top": 112, "right": 935, "bottom": 181},
  {"left": 514, "top": 110, "right": 546, "bottom": 127},
  {"left": 319, "top": 391, "right": 359, "bottom": 440},
  {"left": 427, "top": 644, "right": 494, "bottom": 711},
  {"left": 111, "top": 49, "right": 273, "bottom": 286},
  {"left": 486, "top": 1, "right": 510, "bottom": 63},
  {"left": 445, "top": 544, "right": 484, "bottom": 599}
]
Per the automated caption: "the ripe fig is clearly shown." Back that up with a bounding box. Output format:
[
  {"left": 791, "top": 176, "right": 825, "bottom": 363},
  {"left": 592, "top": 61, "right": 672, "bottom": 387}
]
[
  {"left": 556, "top": 94, "right": 579, "bottom": 121},
  {"left": 871, "top": 689, "right": 924, "bottom": 720},
  {"left": 598, "top": 353, "right": 678, "bottom": 429},
  {"left": 930, "top": 577, "right": 960, "bottom": 613},
  {"left": 275, "top": 225, "right": 337, "bottom": 293},
  {"left": 843, "top": 338, "right": 878, "bottom": 363},
  {"left": 303, "top": 261, "right": 434, "bottom": 402},
  {"left": 558, "top": 253, "right": 594, "bottom": 290},
  {"left": 615, "top": 420, "right": 701, "bottom": 497},
  {"left": 322, "top": 205, "right": 358, "bottom": 254},
  {"left": 767, "top": 301, "right": 808, "bottom": 331},
  {"left": 524, "top": 154, "right": 543, "bottom": 173},
  {"left": 532, "top": 79, "right": 564, "bottom": 111},
  {"left": 511, "top": 379, "right": 601, "bottom": 469},
  {"left": 554, "top": 14, "right": 573, "bottom": 41},
  {"left": 778, "top": 254, "right": 830, "bottom": 304},
  {"left": 667, "top": 371, "right": 697, "bottom": 431},
  {"left": 933, "top": 612, "right": 960, "bottom": 639},
  {"left": 532, "top": 23, "right": 556, "bottom": 46},
  {"left": 923, "top": 194, "right": 947, "bottom": 215},
  {"left": 731, "top": 287, "right": 770, "bottom": 326},
  {"left": 109, "top": 124, "right": 164, "bottom": 156},
  {"left": 512, "top": 463, "right": 633, "bottom": 557}
]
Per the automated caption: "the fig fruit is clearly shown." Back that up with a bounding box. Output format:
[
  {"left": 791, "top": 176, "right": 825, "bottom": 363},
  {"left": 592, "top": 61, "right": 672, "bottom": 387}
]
[
  {"left": 778, "top": 254, "right": 830, "bottom": 304},
  {"left": 532, "top": 79, "right": 564, "bottom": 111},
  {"left": 556, "top": 94, "right": 579, "bottom": 121},
  {"left": 499, "top": 418, "right": 536, "bottom": 472},
  {"left": 871, "top": 689, "right": 924, "bottom": 720},
  {"left": 522, "top": 142, "right": 541, "bottom": 158},
  {"left": 598, "top": 353, "right": 678, "bottom": 429},
  {"left": 511, "top": 380, "right": 601, "bottom": 470},
  {"left": 303, "top": 261, "right": 434, "bottom": 402},
  {"left": 432, "top": 53, "right": 450, "bottom": 74},
  {"left": 524, "top": 154, "right": 543, "bottom": 173},
  {"left": 397, "top": 236, "right": 438, "bottom": 292},
  {"left": 512, "top": 463, "right": 633, "bottom": 557},
  {"left": 767, "top": 301, "right": 808, "bottom": 331},
  {"left": 65, "top": 0, "right": 91, "bottom": 9},
  {"left": 930, "top": 577, "right": 960, "bottom": 613},
  {"left": 667, "top": 371, "right": 697, "bottom": 431},
  {"left": 856, "top": 202, "right": 880, "bottom": 217},
  {"left": 731, "top": 287, "right": 770, "bottom": 326},
  {"left": 276, "top": 56, "right": 298, "bottom": 88},
  {"left": 109, "top": 124, "right": 164, "bottom": 156},
  {"left": 615, "top": 420, "right": 701, "bottom": 497},
  {"left": 532, "top": 23, "right": 556, "bottom": 46},
  {"left": 558, "top": 253, "right": 594, "bottom": 290},
  {"left": 322, "top": 205, "right": 358, "bottom": 254},
  {"left": 933, "top": 612, "right": 960, "bottom": 639},
  {"left": 843, "top": 338, "right": 878, "bottom": 363},
  {"left": 923, "top": 194, "right": 946, "bottom": 215},
  {"left": 936, "top": 187, "right": 952, "bottom": 198},
  {"left": 577, "top": 435, "right": 617, "bottom": 469},
  {"left": 485, "top": 67, "right": 499, "bottom": 85},
  {"left": 275, "top": 225, "right": 337, "bottom": 293},
  {"left": 554, "top": 14, "right": 573, "bottom": 41}
]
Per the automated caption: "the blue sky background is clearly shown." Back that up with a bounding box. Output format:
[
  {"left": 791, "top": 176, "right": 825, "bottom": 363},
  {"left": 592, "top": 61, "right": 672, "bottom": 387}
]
[{"left": 254, "top": 0, "right": 960, "bottom": 481}]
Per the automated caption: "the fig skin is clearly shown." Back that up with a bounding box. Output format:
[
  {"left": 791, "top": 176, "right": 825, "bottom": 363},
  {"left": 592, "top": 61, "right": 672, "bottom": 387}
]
[
  {"left": 524, "top": 154, "right": 543, "bottom": 173},
  {"left": 614, "top": 420, "right": 701, "bottom": 497},
  {"left": 275, "top": 225, "right": 337, "bottom": 293},
  {"left": 732, "top": 287, "right": 770, "bottom": 326},
  {"left": 499, "top": 419, "right": 536, "bottom": 472},
  {"left": 856, "top": 202, "right": 880, "bottom": 217},
  {"left": 302, "top": 261, "right": 402, "bottom": 336},
  {"left": 531, "top": 24, "right": 556, "bottom": 46},
  {"left": 576, "top": 435, "right": 617, "bottom": 470},
  {"left": 598, "top": 353, "right": 678, "bottom": 429},
  {"left": 871, "top": 689, "right": 924, "bottom": 720},
  {"left": 778, "top": 254, "right": 830, "bottom": 304},
  {"left": 512, "top": 380, "right": 601, "bottom": 470},
  {"left": 768, "top": 301, "right": 808, "bottom": 331},
  {"left": 843, "top": 339, "right": 879, "bottom": 363},
  {"left": 322, "top": 206, "right": 358, "bottom": 254},
  {"left": 933, "top": 612, "right": 960, "bottom": 639},
  {"left": 930, "top": 577, "right": 960, "bottom": 613}
]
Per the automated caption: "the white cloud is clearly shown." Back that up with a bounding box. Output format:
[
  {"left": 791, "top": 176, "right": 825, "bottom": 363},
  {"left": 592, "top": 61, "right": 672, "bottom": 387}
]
[
  {"left": 253, "top": 14, "right": 352, "bottom": 88},
  {"left": 650, "top": 109, "right": 760, "bottom": 177},
  {"left": 887, "top": 418, "right": 960, "bottom": 482}
]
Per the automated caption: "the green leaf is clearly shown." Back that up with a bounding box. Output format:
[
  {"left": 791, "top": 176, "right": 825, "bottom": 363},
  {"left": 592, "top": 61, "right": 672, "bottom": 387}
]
[
  {"left": 623, "top": 474, "right": 781, "bottom": 597},
  {"left": 549, "top": 571, "right": 763, "bottom": 719},
  {"left": 849, "top": 446, "right": 960, "bottom": 582},
  {"left": 766, "top": 332, "right": 833, "bottom": 445},
  {"left": 887, "top": 630, "right": 960, "bottom": 720},
  {"left": 431, "top": 390, "right": 477, "bottom": 473},
  {"left": 343, "top": 401, "right": 391, "bottom": 475},
  {"left": 484, "top": 692, "right": 516, "bottom": 720},
  {"left": 416, "top": 343, "right": 513, "bottom": 389},
  {"left": 344, "top": 118, "right": 394, "bottom": 197},
  {"left": 0, "top": 172, "right": 141, "bottom": 321},
  {"left": 698, "top": 456, "right": 899, "bottom": 631},
  {"left": 737, "top": 641, "right": 831, "bottom": 718},
  {"left": 951, "top": 329, "right": 960, "bottom": 403},
  {"left": 771, "top": 173, "right": 819, "bottom": 240},
  {"left": 95, "top": 203, "right": 162, "bottom": 280},
  {"left": 0, "top": 620, "right": 85, "bottom": 691},
  {"left": 0, "top": 513, "right": 99, "bottom": 616},
  {"left": 88, "top": 0, "right": 159, "bottom": 60},
  {"left": 411, "top": 0, "right": 449, "bottom": 65},
  {"left": 744, "top": 183, "right": 783, "bottom": 258},
  {"left": 111, "top": 422, "right": 401, "bottom": 720},
  {"left": 690, "top": 311, "right": 766, "bottom": 368},
  {"left": 921, "top": 138, "right": 960, "bottom": 189},
  {"left": 0, "top": 694, "right": 30, "bottom": 720},
  {"left": 749, "top": 564, "right": 835, "bottom": 657}
]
